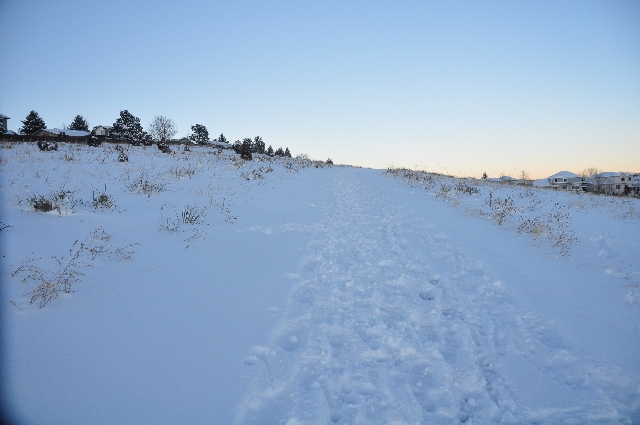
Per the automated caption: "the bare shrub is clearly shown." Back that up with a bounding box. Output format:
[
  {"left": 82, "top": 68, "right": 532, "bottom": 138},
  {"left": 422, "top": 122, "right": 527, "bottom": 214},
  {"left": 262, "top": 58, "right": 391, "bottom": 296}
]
[
  {"left": 87, "top": 136, "right": 102, "bottom": 147},
  {"left": 454, "top": 181, "right": 480, "bottom": 195},
  {"left": 170, "top": 165, "right": 196, "bottom": 179},
  {"left": 30, "top": 195, "right": 55, "bottom": 212},
  {"left": 157, "top": 142, "right": 172, "bottom": 154},
  {"left": 127, "top": 172, "right": 166, "bottom": 197},
  {"left": 518, "top": 216, "right": 551, "bottom": 237},
  {"left": 28, "top": 190, "right": 79, "bottom": 214},
  {"left": 37, "top": 140, "right": 58, "bottom": 151},
  {"left": 92, "top": 185, "right": 115, "bottom": 209},
  {"left": 181, "top": 204, "right": 208, "bottom": 224},
  {"left": 241, "top": 166, "right": 273, "bottom": 180},
  {"left": 116, "top": 146, "right": 129, "bottom": 162},
  {"left": 547, "top": 203, "right": 579, "bottom": 255},
  {"left": 10, "top": 227, "right": 137, "bottom": 308},
  {"left": 491, "top": 196, "right": 520, "bottom": 225},
  {"left": 435, "top": 183, "right": 452, "bottom": 200}
]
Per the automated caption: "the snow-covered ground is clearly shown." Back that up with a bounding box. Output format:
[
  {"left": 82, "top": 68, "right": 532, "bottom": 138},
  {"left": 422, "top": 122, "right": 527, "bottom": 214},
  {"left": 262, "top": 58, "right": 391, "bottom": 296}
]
[{"left": 1, "top": 142, "right": 639, "bottom": 424}]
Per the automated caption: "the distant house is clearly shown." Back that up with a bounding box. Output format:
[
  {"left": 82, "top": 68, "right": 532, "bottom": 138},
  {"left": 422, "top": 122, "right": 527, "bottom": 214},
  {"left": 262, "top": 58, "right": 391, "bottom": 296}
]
[
  {"left": 587, "top": 172, "right": 634, "bottom": 195},
  {"left": 549, "top": 171, "right": 584, "bottom": 191},
  {"left": 632, "top": 174, "right": 640, "bottom": 195},
  {"left": 92, "top": 125, "right": 110, "bottom": 137},
  {"left": 33, "top": 128, "right": 90, "bottom": 138},
  {"left": 487, "top": 175, "right": 517, "bottom": 184},
  {"left": 0, "top": 114, "right": 9, "bottom": 132},
  {"left": 171, "top": 136, "right": 191, "bottom": 144}
]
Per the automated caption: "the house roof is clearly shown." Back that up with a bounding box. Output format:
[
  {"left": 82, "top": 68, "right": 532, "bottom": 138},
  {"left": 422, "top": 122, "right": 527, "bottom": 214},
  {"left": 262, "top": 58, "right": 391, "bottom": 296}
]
[
  {"left": 589, "top": 171, "right": 630, "bottom": 178},
  {"left": 40, "top": 128, "right": 91, "bottom": 137},
  {"left": 548, "top": 171, "right": 580, "bottom": 179}
]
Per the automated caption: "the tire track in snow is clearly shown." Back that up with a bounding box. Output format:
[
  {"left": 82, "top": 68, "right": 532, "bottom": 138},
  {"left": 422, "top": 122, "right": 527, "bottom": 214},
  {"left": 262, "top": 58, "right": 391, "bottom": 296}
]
[{"left": 238, "top": 169, "right": 637, "bottom": 424}]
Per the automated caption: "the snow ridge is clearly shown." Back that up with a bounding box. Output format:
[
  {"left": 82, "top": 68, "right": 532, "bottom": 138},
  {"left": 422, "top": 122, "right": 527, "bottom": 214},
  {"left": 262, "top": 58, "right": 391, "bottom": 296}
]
[{"left": 238, "top": 169, "right": 637, "bottom": 424}]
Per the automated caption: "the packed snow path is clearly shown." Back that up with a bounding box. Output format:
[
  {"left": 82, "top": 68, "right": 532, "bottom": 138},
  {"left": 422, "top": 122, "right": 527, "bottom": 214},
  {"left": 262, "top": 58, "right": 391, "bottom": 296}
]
[{"left": 239, "top": 168, "right": 639, "bottom": 424}]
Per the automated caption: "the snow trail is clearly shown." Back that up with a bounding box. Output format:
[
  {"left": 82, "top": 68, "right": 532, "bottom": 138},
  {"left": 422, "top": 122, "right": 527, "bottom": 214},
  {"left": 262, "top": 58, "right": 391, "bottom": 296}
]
[{"left": 239, "top": 169, "right": 637, "bottom": 424}]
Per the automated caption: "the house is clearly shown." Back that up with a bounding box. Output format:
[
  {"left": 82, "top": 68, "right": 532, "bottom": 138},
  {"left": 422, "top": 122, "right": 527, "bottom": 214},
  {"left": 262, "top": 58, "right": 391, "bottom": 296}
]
[
  {"left": 92, "top": 125, "right": 110, "bottom": 137},
  {"left": 487, "top": 176, "right": 517, "bottom": 184},
  {"left": 171, "top": 136, "right": 192, "bottom": 144},
  {"left": 632, "top": 174, "right": 640, "bottom": 195},
  {"left": 33, "top": 128, "right": 90, "bottom": 138},
  {"left": 0, "top": 114, "right": 9, "bottom": 132},
  {"left": 587, "top": 172, "right": 634, "bottom": 195},
  {"left": 535, "top": 171, "right": 584, "bottom": 191}
]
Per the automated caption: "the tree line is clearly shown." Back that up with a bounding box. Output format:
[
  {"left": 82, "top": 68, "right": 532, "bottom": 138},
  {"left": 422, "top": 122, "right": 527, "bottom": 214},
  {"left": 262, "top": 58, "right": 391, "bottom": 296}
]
[{"left": 8, "top": 110, "right": 293, "bottom": 159}]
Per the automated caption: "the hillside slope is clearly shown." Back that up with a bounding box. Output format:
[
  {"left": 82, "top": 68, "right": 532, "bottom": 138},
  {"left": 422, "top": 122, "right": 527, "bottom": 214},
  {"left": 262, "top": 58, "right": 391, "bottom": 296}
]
[{"left": 1, "top": 143, "right": 639, "bottom": 424}]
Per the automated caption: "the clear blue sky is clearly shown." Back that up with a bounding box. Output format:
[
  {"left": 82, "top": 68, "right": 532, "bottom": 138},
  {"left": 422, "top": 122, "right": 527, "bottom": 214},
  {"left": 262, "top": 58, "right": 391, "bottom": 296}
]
[{"left": 1, "top": 0, "right": 638, "bottom": 178}]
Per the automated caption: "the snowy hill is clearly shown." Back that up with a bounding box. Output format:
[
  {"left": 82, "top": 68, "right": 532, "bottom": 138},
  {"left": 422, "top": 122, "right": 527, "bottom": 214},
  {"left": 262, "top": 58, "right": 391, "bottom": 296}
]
[{"left": 1, "top": 142, "right": 639, "bottom": 424}]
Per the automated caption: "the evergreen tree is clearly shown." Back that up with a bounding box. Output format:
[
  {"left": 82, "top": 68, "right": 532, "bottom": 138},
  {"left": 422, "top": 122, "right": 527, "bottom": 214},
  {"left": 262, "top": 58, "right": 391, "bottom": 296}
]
[
  {"left": 19, "top": 110, "right": 46, "bottom": 135},
  {"left": 110, "top": 110, "right": 149, "bottom": 145},
  {"left": 482, "top": 172, "right": 488, "bottom": 179},
  {"left": 274, "top": 147, "right": 284, "bottom": 157},
  {"left": 242, "top": 137, "right": 253, "bottom": 153},
  {"left": 240, "top": 139, "right": 253, "bottom": 160},
  {"left": 189, "top": 124, "right": 209, "bottom": 144},
  {"left": 266, "top": 145, "right": 274, "bottom": 157},
  {"left": 284, "top": 147, "right": 291, "bottom": 158},
  {"left": 253, "top": 136, "right": 265, "bottom": 154},
  {"left": 69, "top": 115, "right": 89, "bottom": 132},
  {"left": 233, "top": 140, "right": 242, "bottom": 154},
  {"left": 218, "top": 133, "right": 228, "bottom": 144}
]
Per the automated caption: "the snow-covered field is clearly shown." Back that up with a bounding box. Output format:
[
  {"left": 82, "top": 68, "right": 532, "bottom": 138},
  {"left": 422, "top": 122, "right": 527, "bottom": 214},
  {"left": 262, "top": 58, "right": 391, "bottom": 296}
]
[{"left": 1, "top": 142, "right": 639, "bottom": 424}]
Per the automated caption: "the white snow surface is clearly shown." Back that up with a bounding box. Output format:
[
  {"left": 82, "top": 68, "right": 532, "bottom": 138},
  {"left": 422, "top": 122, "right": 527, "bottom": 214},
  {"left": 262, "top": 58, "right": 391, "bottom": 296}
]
[{"left": 1, "top": 143, "right": 639, "bottom": 425}]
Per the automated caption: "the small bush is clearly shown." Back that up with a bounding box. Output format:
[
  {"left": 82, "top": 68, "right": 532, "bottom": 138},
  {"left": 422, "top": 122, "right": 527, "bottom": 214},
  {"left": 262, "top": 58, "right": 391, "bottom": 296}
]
[
  {"left": 170, "top": 165, "right": 196, "bottom": 179},
  {"left": 454, "top": 181, "right": 480, "bottom": 195},
  {"left": 10, "top": 227, "right": 137, "bottom": 308},
  {"left": 491, "top": 196, "right": 519, "bottom": 225},
  {"left": 28, "top": 190, "right": 79, "bottom": 214},
  {"left": 435, "top": 183, "right": 452, "bottom": 200},
  {"left": 157, "top": 142, "right": 172, "bottom": 154},
  {"left": 181, "top": 204, "right": 208, "bottom": 224},
  {"left": 115, "top": 146, "right": 128, "bottom": 162},
  {"left": 127, "top": 173, "right": 166, "bottom": 197},
  {"left": 87, "top": 136, "right": 102, "bottom": 147},
  {"left": 37, "top": 140, "right": 58, "bottom": 151},
  {"left": 92, "top": 186, "right": 115, "bottom": 209},
  {"left": 30, "top": 195, "right": 55, "bottom": 212}
]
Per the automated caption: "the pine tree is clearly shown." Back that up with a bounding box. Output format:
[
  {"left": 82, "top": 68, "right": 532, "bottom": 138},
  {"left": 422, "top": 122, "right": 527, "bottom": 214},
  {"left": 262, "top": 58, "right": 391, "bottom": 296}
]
[
  {"left": 189, "top": 124, "right": 209, "bottom": 144},
  {"left": 233, "top": 140, "right": 242, "bottom": 154},
  {"left": 284, "top": 147, "right": 291, "bottom": 158},
  {"left": 69, "top": 115, "right": 89, "bottom": 132},
  {"left": 218, "top": 133, "right": 228, "bottom": 144},
  {"left": 240, "top": 139, "right": 253, "bottom": 160},
  {"left": 19, "top": 110, "right": 46, "bottom": 135},
  {"left": 482, "top": 172, "right": 488, "bottom": 179},
  {"left": 110, "top": 110, "right": 149, "bottom": 145},
  {"left": 242, "top": 137, "right": 254, "bottom": 153},
  {"left": 266, "top": 145, "right": 274, "bottom": 157},
  {"left": 274, "top": 147, "right": 284, "bottom": 157},
  {"left": 253, "top": 136, "right": 265, "bottom": 154}
]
